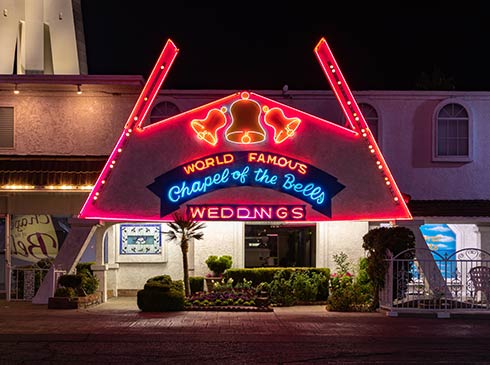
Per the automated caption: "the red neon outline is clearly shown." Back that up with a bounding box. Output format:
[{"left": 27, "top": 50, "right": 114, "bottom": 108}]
[
  {"left": 79, "top": 39, "right": 179, "bottom": 218},
  {"left": 143, "top": 93, "right": 239, "bottom": 132},
  {"left": 190, "top": 108, "right": 228, "bottom": 146},
  {"left": 314, "top": 38, "right": 412, "bottom": 220},
  {"left": 225, "top": 96, "right": 266, "bottom": 145},
  {"left": 250, "top": 92, "right": 358, "bottom": 138},
  {"left": 263, "top": 107, "right": 301, "bottom": 144},
  {"left": 80, "top": 38, "right": 411, "bottom": 222}
]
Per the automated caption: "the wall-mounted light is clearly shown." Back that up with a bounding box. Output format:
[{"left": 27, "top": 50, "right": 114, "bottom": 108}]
[
  {"left": 13, "top": 84, "right": 19, "bottom": 94},
  {"left": 77, "top": 84, "right": 82, "bottom": 95}
]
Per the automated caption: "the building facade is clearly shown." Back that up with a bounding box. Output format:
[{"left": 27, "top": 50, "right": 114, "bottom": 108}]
[{"left": 1, "top": 74, "right": 489, "bottom": 301}]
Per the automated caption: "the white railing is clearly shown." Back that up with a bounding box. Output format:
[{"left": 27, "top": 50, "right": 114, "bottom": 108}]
[
  {"left": 380, "top": 248, "right": 490, "bottom": 314},
  {"left": 10, "top": 266, "right": 66, "bottom": 301}
]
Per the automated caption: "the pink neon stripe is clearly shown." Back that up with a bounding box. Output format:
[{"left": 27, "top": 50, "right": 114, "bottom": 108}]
[
  {"left": 79, "top": 39, "right": 179, "bottom": 218},
  {"left": 314, "top": 38, "right": 412, "bottom": 219}
]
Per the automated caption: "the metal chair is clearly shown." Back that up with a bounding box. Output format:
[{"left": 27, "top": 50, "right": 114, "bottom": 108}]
[{"left": 469, "top": 266, "right": 490, "bottom": 303}]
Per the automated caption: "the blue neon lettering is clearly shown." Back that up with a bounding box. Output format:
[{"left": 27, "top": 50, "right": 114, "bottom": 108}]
[
  {"left": 168, "top": 168, "right": 231, "bottom": 203},
  {"left": 283, "top": 174, "right": 325, "bottom": 204},
  {"left": 231, "top": 166, "right": 249, "bottom": 183}
]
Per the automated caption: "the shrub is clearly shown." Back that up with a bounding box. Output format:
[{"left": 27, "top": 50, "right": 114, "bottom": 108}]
[
  {"left": 54, "top": 287, "right": 76, "bottom": 298},
  {"left": 76, "top": 262, "right": 99, "bottom": 295},
  {"left": 76, "top": 262, "right": 95, "bottom": 275},
  {"left": 56, "top": 263, "right": 99, "bottom": 297},
  {"left": 137, "top": 276, "right": 185, "bottom": 312},
  {"left": 326, "top": 254, "right": 375, "bottom": 312},
  {"left": 189, "top": 276, "right": 204, "bottom": 294},
  {"left": 205, "top": 255, "right": 232, "bottom": 276},
  {"left": 362, "top": 226, "right": 415, "bottom": 307},
  {"left": 224, "top": 268, "right": 329, "bottom": 287},
  {"left": 58, "top": 274, "right": 82, "bottom": 289}
]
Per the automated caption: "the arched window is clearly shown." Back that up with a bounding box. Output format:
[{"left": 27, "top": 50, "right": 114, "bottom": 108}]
[
  {"left": 358, "top": 103, "right": 379, "bottom": 142},
  {"left": 434, "top": 103, "right": 470, "bottom": 161},
  {"left": 340, "top": 103, "right": 379, "bottom": 142},
  {"left": 149, "top": 101, "right": 180, "bottom": 125}
]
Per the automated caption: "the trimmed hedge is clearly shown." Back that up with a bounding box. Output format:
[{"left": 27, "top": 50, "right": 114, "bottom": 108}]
[
  {"left": 137, "top": 275, "right": 185, "bottom": 312},
  {"left": 224, "top": 267, "right": 330, "bottom": 286},
  {"left": 189, "top": 276, "right": 204, "bottom": 294},
  {"left": 224, "top": 267, "right": 330, "bottom": 302}
]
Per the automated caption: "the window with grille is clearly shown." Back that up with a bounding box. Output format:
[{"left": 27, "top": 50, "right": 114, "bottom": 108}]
[
  {"left": 434, "top": 103, "right": 471, "bottom": 161},
  {"left": 149, "top": 101, "right": 180, "bottom": 125},
  {"left": 0, "top": 107, "right": 14, "bottom": 148}
]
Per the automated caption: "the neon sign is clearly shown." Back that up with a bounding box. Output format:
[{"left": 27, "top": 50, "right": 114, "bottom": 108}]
[
  {"left": 147, "top": 151, "right": 344, "bottom": 217},
  {"left": 189, "top": 92, "right": 302, "bottom": 146},
  {"left": 187, "top": 205, "right": 306, "bottom": 221}
]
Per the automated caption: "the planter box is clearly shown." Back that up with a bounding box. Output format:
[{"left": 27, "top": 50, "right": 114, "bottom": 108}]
[{"left": 48, "top": 293, "right": 101, "bottom": 309}]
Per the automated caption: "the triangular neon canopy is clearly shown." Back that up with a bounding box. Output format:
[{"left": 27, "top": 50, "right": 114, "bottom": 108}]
[{"left": 79, "top": 38, "right": 412, "bottom": 222}]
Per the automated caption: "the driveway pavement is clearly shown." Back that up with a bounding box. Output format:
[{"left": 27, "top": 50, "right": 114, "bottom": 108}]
[{"left": 1, "top": 297, "right": 490, "bottom": 364}]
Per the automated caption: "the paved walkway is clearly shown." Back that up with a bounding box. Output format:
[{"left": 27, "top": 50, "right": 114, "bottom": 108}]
[{"left": 1, "top": 297, "right": 490, "bottom": 364}]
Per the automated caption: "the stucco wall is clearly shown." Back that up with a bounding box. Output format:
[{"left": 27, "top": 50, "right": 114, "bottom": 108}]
[
  {"left": 358, "top": 92, "right": 490, "bottom": 200},
  {"left": 1, "top": 92, "right": 137, "bottom": 155},
  {"left": 320, "top": 221, "right": 369, "bottom": 271}
]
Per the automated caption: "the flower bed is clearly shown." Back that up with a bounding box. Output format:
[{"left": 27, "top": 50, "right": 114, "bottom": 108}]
[{"left": 186, "top": 288, "right": 258, "bottom": 308}]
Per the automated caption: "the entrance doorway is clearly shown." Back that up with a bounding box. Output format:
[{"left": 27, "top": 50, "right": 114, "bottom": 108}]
[{"left": 244, "top": 224, "right": 316, "bottom": 268}]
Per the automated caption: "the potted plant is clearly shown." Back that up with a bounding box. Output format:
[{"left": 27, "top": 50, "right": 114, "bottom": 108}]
[{"left": 205, "top": 255, "right": 232, "bottom": 291}]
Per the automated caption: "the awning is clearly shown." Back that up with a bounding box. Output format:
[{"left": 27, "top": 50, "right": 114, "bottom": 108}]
[{"left": 0, "top": 156, "right": 107, "bottom": 190}]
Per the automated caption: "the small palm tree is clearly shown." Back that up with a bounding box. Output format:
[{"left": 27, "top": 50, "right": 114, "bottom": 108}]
[{"left": 164, "top": 211, "right": 206, "bottom": 296}]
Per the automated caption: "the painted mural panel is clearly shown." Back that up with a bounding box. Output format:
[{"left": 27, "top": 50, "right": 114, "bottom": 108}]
[{"left": 420, "top": 224, "right": 456, "bottom": 278}]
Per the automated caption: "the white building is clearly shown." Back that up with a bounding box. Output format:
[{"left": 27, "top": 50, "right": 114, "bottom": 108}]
[{"left": 0, "top": 1, "right": 488, "bottom": 303}]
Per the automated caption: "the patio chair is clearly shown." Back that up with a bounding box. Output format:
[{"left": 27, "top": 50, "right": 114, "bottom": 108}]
[{"left": 469, "top": 266, "right": 490, "bottom": 303}]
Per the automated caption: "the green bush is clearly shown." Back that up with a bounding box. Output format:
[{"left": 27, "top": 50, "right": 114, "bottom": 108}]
[
  {"left": 137, "top": 276, "right": 185, "bottom": 312},
  {"left": 326, "top": 255, "right": 375, "bottom": 312},
  {"left": 58, "top": 274, "right": 82, "bottom": 289},
  {"left": 147, "top": 275, "right": 173, "bottom": 285},
  {"left": 76, "top": 262, "right": 99, "bottom": 295},
  {"left": 76, "top": 262, "right": 95, "bottom": 275},
  {"left": 205, "top": 255, "right": 232, "bottom": 276},
  {"left": 57, "top": 264, "right": 99, "bottom": 296},
  {"left": 189, "top": 276, "right": 204, "bottom": 294},
  {"left": 54, "top": 287, "right": 76, "bottom": 298},
  {"left": 223, "top": 267, "right": 330, "bottom": 300},
  {"left": 292, "top": 272, "right": 319, "bottom": 302},
  {"left": 79, "top": 272, "right": 99, "bottom": 295}
]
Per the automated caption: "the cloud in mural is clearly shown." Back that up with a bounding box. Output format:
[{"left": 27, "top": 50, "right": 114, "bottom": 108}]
[
  {"left": 434, "top": 243, "right": 452, "bottom": 249},
  {"left": 426, "top": 226, "right": 452, "bottom": 232},
  {"left": 429, "top": 234, "right": 455, "bottom": 243}
]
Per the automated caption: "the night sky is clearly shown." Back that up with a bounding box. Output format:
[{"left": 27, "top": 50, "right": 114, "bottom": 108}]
[{"left": 81, "top": 1, "right": 490, "bottom": 91}]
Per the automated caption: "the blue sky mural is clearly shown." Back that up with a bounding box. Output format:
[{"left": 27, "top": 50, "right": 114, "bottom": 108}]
[
  {"left": 421, "top": 224, "right": 456, "bottom": 258},
  {"left": 420, "top": 224, "right": 456, "bottom": 278}
]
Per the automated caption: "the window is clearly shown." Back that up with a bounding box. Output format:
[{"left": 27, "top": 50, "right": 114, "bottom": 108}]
[
  {"left": 339, "top": 103, "right": 379, "bottom": 142},
  {"left": 0, "top": 107, "right": 14, "bottom": 148},
  {"left": 358, "top": 103, "right": 379, "bottom": 142},
  {"left": 244, "top": 224, "right": 316, "bottom": 268},
  {"left": 434, "top": 103, "right": 471, "bottom": 161},
  {"left": 149, "top": 101, "right": 180, "bottom": 125}
]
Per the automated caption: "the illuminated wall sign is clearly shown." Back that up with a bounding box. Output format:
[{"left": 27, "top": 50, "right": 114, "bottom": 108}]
[
  {"left": 79, "top": 38, "right": 413, "bottom": 223},
  {"left": 187, "top": 205, "right": 306, "bottom": 221},
  {"left": 148, "top": 151, "right": 344, "bottom": 218}
]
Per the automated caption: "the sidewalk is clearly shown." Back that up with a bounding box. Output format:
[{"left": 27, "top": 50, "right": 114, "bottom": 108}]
[{"left": 1, "top": 297, "right": 490, "bottom": 364}]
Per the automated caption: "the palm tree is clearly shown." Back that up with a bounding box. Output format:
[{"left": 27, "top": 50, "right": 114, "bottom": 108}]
[{"left": 164, "top": 211, "right": 206, "bottom": 296}]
